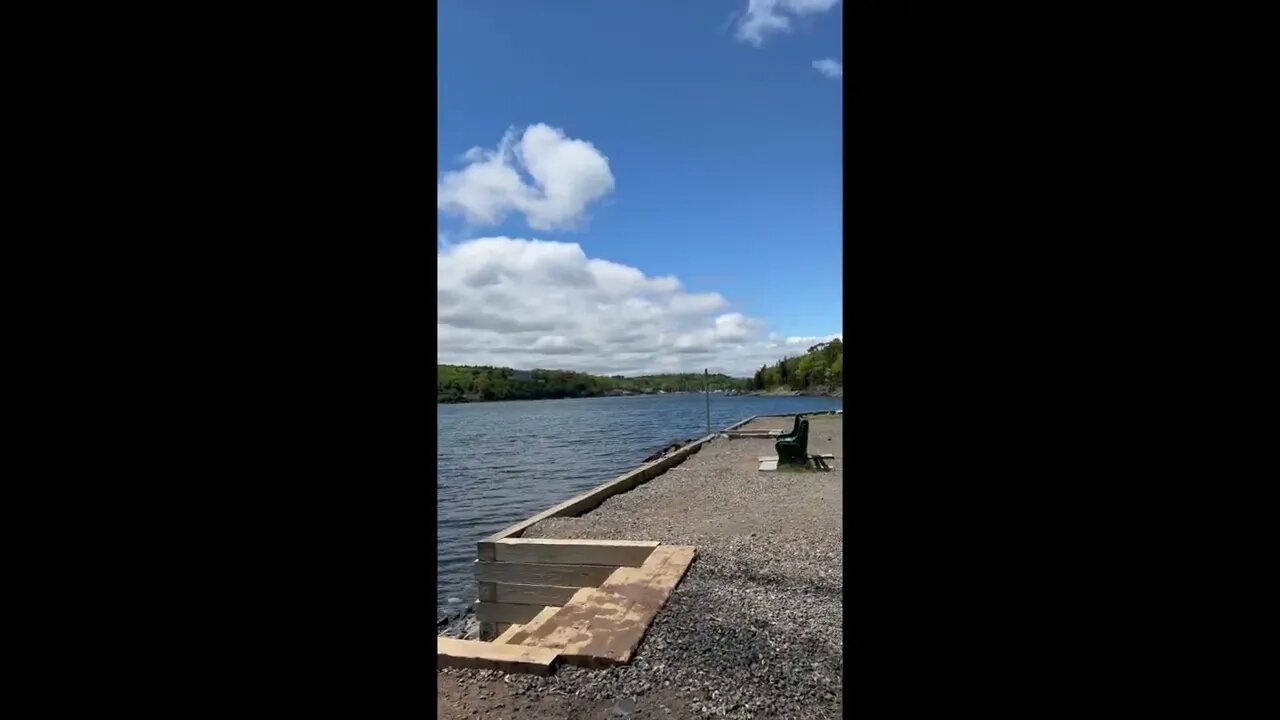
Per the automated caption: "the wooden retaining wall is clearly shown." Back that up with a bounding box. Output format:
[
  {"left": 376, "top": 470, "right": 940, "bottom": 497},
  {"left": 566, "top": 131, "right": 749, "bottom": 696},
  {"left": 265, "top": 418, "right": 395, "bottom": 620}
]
[{"left": 470, "top": 415, "right": 759, "bottom": 640}]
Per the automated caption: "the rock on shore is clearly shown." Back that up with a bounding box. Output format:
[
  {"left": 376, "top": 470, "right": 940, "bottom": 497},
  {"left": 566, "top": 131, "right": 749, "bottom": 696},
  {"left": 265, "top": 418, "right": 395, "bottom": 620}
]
[
  {"left": 438, "top": 605, "right": 479, "bottom": 640},
  {"left": 641, "top": 438, "right": 693, "bottom": 463}
]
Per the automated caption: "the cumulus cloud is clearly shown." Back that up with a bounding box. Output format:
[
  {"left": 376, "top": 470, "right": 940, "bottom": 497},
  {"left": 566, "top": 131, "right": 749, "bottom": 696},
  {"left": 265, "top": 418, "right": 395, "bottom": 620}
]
[
  {"left": 736, "top": 0, "right": 840, "bottom": 46},
  {"left": 438, "top": 237, "right": 840, "bottom": 376},
  {"left": 812, "top": 58, "right": 843, "bottom": 78},
  {"left": 437, "top": 124, "right": 615, "bottom": 231}
]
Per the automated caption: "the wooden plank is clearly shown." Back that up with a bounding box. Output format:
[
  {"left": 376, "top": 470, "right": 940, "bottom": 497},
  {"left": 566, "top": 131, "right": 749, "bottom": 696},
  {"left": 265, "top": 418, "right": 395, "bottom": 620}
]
[
  {"left": 479, "top": 434, "right": 716, "bottom": 545},
  {"left": 758, "top": 454, "right": 834, "bottom": 461},
  {"left": 477, "top": 581, "right": 497, "bottom": 602},
  {"left": 599, "top": 546, "right": 696, "bottom": 603},
  {"left": 437, "top": 637, "right": 558, "bottom": 675},
  {"left": 520, "top": 546, "right": 696, "bottom": 667},
  {"left": 758, "top": 460, "right": 778, "bottom": 471},
  {"left": 475, "top": 560, "right": 617, "bottom": 587},
  {"left": 494, "top": 538, "right": 659, "bottom": 567},
  {"left": 490, "top": 582, "right": 582, "bottom": 607},
  {"left": 474, "top": 602, "right": 551, "bottom": 625},
  {"left": 722, "top": 415, "right": 758, "bottom": 431},
  {"left": 520, "top": 588, "right": 651, "bottom": 667},
  {"left": 493, "top": 623, "right": 524, "bottom": 644},
  {"left": 505, "top": 605, "right": 563, "bottom": 646}
]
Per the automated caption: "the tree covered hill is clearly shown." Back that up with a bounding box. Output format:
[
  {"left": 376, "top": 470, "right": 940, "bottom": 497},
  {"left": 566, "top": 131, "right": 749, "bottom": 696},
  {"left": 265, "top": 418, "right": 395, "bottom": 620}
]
[
  {"left": 749, "top": 338, "right": 843, "bottom": 393},
  {"left": 438, "top": 365, "right": 750, "bottom": 403}
]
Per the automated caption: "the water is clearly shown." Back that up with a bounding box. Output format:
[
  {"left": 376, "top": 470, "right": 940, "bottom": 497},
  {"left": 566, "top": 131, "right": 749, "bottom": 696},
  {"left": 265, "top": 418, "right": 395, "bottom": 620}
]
[{"left": 436, "top": 393, "right": 843, "bottom": 616}]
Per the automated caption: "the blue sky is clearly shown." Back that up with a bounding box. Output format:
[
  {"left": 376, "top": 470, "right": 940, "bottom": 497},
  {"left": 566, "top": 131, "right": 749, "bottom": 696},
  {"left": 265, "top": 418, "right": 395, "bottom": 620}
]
[{"left": 437, "top": 1, "right": 842, "bottom": 376}]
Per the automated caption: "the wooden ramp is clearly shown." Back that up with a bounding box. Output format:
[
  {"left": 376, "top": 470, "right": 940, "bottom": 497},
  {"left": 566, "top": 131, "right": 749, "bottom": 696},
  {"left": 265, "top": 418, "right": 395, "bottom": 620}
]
[
  {"left": 516, "top": 545, "right": 696, "bottom": 667},
  {"left": 441, "top": 544, "right": 696, "bottom": 673}
]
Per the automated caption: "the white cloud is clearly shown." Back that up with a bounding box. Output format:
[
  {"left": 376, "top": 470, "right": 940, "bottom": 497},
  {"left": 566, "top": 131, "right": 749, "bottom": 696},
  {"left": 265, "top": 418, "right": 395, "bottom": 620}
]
[
  {"left": 812, "top": 58, "right": 843, "bottom": 78},
  {"left": 437, "top": 124, "right": 615, "bottom": 231},
  {"left": 438, "top": 237, "right": 840, "bottom": 376},
  {"left": 736, "top": 0, "right": 840, "bottom": 46},
  {"left": 786, "top": 334, "right": 842, "bottom": 346}
]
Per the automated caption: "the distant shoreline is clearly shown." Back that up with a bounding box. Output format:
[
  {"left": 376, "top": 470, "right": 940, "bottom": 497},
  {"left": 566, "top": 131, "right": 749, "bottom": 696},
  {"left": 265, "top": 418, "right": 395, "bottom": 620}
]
[{"left": 437, "top": 387, "right": 843, "bottom": 405}]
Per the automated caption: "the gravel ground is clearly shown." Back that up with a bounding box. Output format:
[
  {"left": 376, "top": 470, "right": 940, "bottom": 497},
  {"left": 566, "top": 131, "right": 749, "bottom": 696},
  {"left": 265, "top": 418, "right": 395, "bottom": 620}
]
[{"left": 437, "top": 414, "right": 843, "bottom": 720}]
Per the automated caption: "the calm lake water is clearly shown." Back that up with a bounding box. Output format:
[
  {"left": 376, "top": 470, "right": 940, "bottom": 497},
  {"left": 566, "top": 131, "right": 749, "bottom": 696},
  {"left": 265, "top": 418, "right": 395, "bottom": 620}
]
[{"left": 436, "top": 393, "right": 843, "bottom": 616}]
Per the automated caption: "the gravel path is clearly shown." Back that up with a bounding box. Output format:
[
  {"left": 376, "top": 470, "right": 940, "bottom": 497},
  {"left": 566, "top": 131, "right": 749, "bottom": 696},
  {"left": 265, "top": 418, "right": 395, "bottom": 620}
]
[{"left": 437, "top": 415, "right": 843, "bottom": 719}]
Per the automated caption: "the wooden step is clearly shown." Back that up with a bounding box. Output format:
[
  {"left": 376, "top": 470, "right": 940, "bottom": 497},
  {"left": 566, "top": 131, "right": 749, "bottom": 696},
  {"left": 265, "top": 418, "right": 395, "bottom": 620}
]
[
  {"left": 492, "top": 623, "right": 525, "bottom": 644},
  {"left": 504, "top": 605, "right": 563, "bottom": 646},
  {"left": 436, "top": 637, "right": 558, "bottom": 675}
]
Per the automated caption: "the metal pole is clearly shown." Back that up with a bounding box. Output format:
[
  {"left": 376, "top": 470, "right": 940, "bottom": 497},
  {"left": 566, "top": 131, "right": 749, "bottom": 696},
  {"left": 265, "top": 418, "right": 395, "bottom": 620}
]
[{"left": 704, "top": 369, "right": 711, "bottom": 435}]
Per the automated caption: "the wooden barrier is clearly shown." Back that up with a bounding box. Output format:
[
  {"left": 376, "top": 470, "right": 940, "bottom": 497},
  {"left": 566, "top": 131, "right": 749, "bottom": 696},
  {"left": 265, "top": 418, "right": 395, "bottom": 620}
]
[
  {"left": 479, "top": 582, "right": 580, "bottom": 607},
  {"left": 474, "top": 602, "right": 552, "bottom": 625},
  {"left": 493, "top": 538, "right": 658, "bottom": 566},
  {"left": 472, "top": 539, "right": 662, "bottom": 638},
  {"left": 474, "top": 559, "right": 618, "bottom": 587}
]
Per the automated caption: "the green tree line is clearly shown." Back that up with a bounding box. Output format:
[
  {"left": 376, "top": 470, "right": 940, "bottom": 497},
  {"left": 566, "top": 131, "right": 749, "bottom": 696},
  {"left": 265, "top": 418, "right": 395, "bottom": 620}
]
[{"left": 438, "top": 365, "right": 752, "bottom": 403}]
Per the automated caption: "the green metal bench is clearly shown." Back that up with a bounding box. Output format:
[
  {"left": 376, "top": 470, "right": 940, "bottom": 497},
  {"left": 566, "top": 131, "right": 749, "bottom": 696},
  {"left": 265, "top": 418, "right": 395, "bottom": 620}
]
[{"left": 775, "top": 418, "right": 810, "bottom": 465}]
